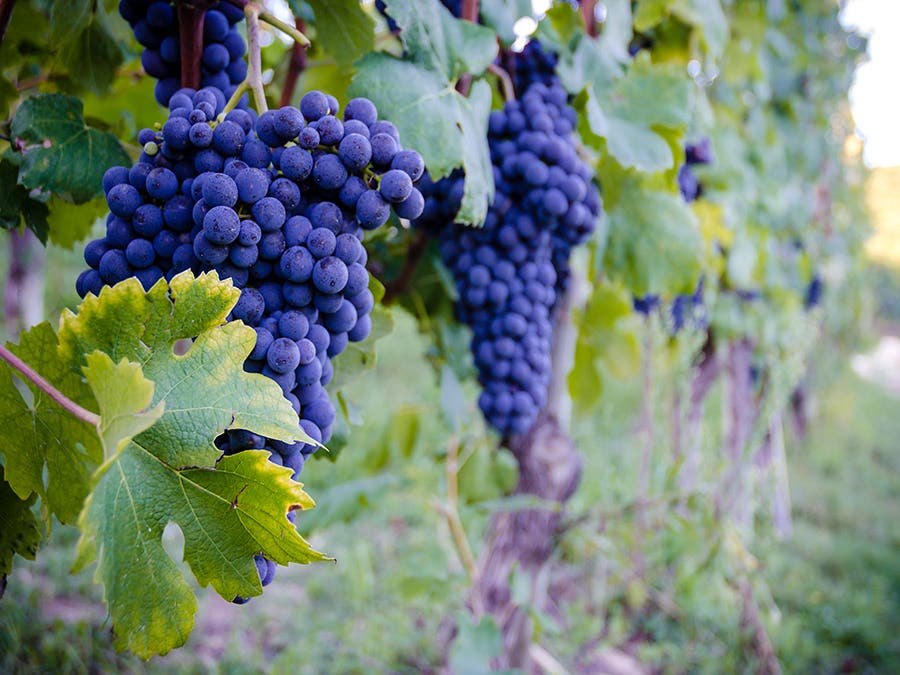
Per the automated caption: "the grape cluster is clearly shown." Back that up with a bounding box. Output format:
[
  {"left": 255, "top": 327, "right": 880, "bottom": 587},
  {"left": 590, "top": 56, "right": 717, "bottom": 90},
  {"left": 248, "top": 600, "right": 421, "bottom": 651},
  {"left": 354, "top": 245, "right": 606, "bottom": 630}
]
[
  {"left": 81, "top": 89, "right": 424, "bottom": 479},
  {"left": 79, "top": 87, "right": 425, "bottom": 597},
  {"left": 511, "top": 40, "right": 561, "bottom": 95},
  {"left": 678, "top": 138, "right": 712, "bottom": 203},
  {"left": 427, "top": 81, "right": 600, "bottom": 435},
  {"left": 118, "top": 0, "right": 247, "bottom": 107}
]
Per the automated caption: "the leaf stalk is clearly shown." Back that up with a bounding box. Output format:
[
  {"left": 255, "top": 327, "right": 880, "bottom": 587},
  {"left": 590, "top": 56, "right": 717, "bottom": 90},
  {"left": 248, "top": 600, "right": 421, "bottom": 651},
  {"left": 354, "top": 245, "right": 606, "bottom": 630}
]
[{"left": 0, "top": 344, "right": 101, "bottom": 427}]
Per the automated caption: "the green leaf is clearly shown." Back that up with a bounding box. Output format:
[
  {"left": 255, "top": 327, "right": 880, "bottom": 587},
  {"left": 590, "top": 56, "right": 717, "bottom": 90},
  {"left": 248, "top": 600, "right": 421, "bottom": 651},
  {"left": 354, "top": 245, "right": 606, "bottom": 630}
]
[
  {"left": 479, "top": 0, "right": 533, "bottom": 45},
  {"left": 49, "top": 0, "right": 93, "bottom": 45},
  {"left": 58, "top": 17, "right": 125, "bottom": 95},
  {"left": 569, "top": 283, "right": 640, "bottom": 412},
  {"left": 576, "top": 56, "right": 692, "bottom": 172},
  {"left": 11, "top": 94, "right": 130, "bottom": 204},
  {"left": 306, "top": 0, "right": 375, "bottom": 69},
  {"left": 82, "top": 352, "right": 163, "bottom": 458},
  {"left": 0, "top": 323, "right": 103, "bottom": 524},
  {"left": 604, "top": 190, "right": 703, "bottom": 296},
  {"left": 384, "top": 0, "right": 497, "bottom": 80},
  {"left": 45, "top": 196, "right": 107, "bottom": 249},
  {"left": 0, "top": 478, "right": 42, "bottom": 575},
  {"left": 350, "top": 3, "right": 496, "bottom": 225},
  {"left": 57, "top": 272, "right": 311, "bottom": 468},
  {"left": 74, "top": 448, "right": 327, "bottom": 658}
]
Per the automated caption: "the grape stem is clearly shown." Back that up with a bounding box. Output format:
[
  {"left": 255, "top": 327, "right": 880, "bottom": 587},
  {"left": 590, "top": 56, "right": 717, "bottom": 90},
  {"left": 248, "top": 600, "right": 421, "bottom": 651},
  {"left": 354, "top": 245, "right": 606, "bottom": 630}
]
[
  {"left": 0, "top": 0, "right": 17, "bottom": 48},
  {"left": 258, "top": 9, "right": 311, "bottom": 47},
  {"left": 432, "top": 437, "right": 478, "bottom": 584},
  {"left": 220, "top": 80, "right": 249, "bottom": 118},
  {"left": 279, "top": 17, "right": 307, "bottom": 107},
  {"left": 0, "top": 344, "right": 101, "bottom": 427},
  {"left": 177, "top": 2, "right": 215, "bottom": 90},
  {"left": 487, "top": 63, "right": 516, "bottom": 103},
  {"left": 244, "top": 4, "right": 268, "bottom": 113}
]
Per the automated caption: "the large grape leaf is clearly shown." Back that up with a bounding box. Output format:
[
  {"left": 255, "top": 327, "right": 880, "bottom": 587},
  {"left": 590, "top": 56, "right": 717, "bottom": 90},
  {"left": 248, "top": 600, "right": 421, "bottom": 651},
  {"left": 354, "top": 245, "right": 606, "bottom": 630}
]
[
  {"left": 634, "top": 0, "right": 727, "bottom": 58},
  {"left": 72, "top": 351, "right": 327, "bottom": 658},
  {"left": 45, "top": 196, "right": 107, "bottom": 249},
  {"left": 10, "top": 94, "right": 130, "bottom": 204},
  {"left": 603, "top": 190, "right": 703, "bottom": 296},
  {"left": 305, "top": 0, "right": 375, "bottom": 70},
  {"left": 0, "top": 323, "right": 103, "bottom": 524},
  {"left": 574, "top": 53, "right": 691, "bottom": 173},
  {"left": 569, "top": 283, "right": 640, "bottom": 413},
  {"left": 349, "top": 0, "right": 496, "bottom": 225},
  {"left": 0, "top": 478, "right": 42, "bottom": 576},
  {"left": 58, "top": 272, "right": 313, "bottom": 467}
]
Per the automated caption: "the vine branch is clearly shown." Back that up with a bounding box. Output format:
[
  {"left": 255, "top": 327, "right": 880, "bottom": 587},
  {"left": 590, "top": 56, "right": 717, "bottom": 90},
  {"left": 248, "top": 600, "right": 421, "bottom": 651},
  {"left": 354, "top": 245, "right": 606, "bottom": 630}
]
[
  {"left": 177, "top": 3, "right": 213, "bottom": 90},
  {"left": 455, "top": 0, "right": 480, "bottom": 97},
  {"left": 279, "top": 18, "right": 307, "bottom": 107},
  {"left": 0, "top": 344, "right": 101, "bottom": 427},
  {"left": 581, "top": 0, "right": 599, "bottom": 38}
]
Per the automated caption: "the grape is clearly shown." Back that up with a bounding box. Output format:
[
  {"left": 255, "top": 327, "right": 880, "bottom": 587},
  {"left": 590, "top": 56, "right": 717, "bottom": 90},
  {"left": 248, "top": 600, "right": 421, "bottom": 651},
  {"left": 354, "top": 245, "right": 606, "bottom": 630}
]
[
  {"left": 107, "top": 183, "right": 142, "bottom": 217},
  {"left": 338, "top": 134, "right": 372, "bottom": 170},
  {"left": 356, "top": 190, "right": 391, "bottom": 230},
  {"left": 232, "top": 288, "right": 265, "bottom": 325},
  {"left": 300, "top": 91, "right": 329, "bottom": 122},
  {"left": 370, "top": 133, "right": 398, "bottom": 167},
  {"left": 267, "top": 337, "right": 301, "bottom": 374},
  {"left": 312, "top": 256, "right": 349, "bottom": 294},
  {"left": 203, "top": 205, "right": 241, "bottom": 244},
  {"left": 125, "top": 238, "right": 156, "bottom": 268},
  {"left": 391, "top": 150, "right": 425, "bottom": 181},
  {"left": 414, "top": 74, "right": 600, "bottom": 435},
  {"left": 235, "top": 167, "right": 271, "bottom": 203},
  {"left": 307, "top": 228, "right": 337, "bottom": 259},
  {"left": 280, "top": 146, "right": 314, "bottom": 181},
  {"left": 252, "top": 197, "right": 287, "bottom": 231},
  {"left": 313, "top": 154, "right": 349, "bottom": 191},
  {"left": 379, "top": 169, "right": 413, "bottom": 203},
  {"left": 143, "top": 168, "right": 177, "bottom": 200},
  {"left": 201, "top": 173, "right": 239, "bottom": 207}
]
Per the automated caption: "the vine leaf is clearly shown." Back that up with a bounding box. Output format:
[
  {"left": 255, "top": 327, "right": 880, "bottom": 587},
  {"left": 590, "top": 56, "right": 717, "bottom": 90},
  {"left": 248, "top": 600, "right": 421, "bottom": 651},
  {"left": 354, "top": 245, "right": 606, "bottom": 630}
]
[
  {"left": 0, "top": 479, "right": 42, "bottom": 576},
  {"left": 604, "top": 189, "right": 703, "bottom": 296},
  {"left": 305, "top": 0, "right": 375, "bottom": 69},
  {"left": 573, "top": 52, "right": 691, "bottom": 173},
  {"left": 569, "top": 283, "right": 640, "bottom": 413},
  {"left": 349, "top": 0, "right": 496, "bottom": 225},
  {"left": 0, "top": 156, "right": 51, "bottom": 242},
  {"left": 0, "top": 322, "right": 103, "bottom": 524},
  {"left": 73, "top": 442, "right": 326, "bottom": 658},
  {"left": 57, "top": 272, "right": 313, "bottom": 468},
  {"left": 10, "top": 94, "right": 130, "bottom": 205}
]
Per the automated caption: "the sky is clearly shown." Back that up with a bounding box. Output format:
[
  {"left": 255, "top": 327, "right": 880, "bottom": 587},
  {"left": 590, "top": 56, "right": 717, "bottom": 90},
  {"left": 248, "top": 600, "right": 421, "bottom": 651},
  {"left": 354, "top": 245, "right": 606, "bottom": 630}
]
[{"left": 840, "top": 0, "right": 900, "bottom": 167}]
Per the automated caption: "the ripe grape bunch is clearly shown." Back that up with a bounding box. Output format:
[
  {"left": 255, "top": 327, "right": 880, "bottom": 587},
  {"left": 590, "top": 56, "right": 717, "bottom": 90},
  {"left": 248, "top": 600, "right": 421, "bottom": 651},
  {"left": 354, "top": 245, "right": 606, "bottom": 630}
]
[
  {"left": 421, "top": 77, "right": 600, "bottom": 436},
  {"left": 77, "top": 86, "right": 425, "bottom": 597},
  {"left": 118, "top": 0, "right": 248, "bottom": 107}
]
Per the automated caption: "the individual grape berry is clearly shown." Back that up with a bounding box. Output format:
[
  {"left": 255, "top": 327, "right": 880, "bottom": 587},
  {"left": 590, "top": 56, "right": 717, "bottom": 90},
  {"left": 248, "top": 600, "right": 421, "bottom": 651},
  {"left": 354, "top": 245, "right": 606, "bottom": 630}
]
[
  {"left": 267, "top": 337, "right": 301, "bottom": 374},
  {"left": 379, "top": 169, "right": 413, "bottom": 203},
  {"left": 312, "top": 256, "right": 349, "bottom": 294}
]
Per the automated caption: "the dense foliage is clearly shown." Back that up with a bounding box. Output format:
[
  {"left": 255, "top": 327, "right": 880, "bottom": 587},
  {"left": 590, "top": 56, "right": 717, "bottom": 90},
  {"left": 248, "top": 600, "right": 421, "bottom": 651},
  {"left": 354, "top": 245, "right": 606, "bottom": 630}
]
[{"left": 0, "top": 0, "right": 880, "bottom": 670}]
